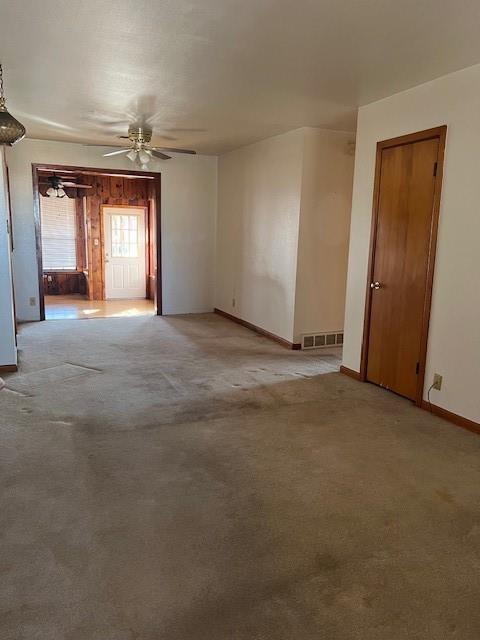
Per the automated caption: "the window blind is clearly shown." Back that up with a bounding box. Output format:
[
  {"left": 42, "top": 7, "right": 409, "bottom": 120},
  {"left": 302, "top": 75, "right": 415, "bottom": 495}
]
[{"left": 40, "top": 195, "right": 77, "bottom": 270}]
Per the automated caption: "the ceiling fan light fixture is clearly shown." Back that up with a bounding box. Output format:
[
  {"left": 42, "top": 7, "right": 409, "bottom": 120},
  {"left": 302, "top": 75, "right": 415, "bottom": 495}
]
[
  {"left": 90, "top": 124, "right": 196, "bottom": 164},
  {"left": 45, "top": 176, "right": 69, "bottom": 198},
  {"left": 139, "top": 150, "right": 150, "bottom": 164},
  {"left": 0, "top": 63, "right": 26, "bottom": 146}
]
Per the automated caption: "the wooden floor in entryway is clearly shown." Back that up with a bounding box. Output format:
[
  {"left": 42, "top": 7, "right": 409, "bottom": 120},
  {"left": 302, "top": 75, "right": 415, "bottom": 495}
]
[{"left": 45, "top": 294, "right": 155, "bottom": 320}]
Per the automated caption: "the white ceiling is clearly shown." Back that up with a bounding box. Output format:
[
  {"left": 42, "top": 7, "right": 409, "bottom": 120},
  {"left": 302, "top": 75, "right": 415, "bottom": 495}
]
[{"left": 1, "top": 0, "right": 480, "bottom": 154}]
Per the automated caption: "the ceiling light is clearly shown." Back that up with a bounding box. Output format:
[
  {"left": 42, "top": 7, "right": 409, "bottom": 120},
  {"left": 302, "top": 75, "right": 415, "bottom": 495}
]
[
  {"left": 45, "top": 176, "right": 69, "bottom": 198},
  {"left": 0, "top": 63, "right": 26, "bottom": 146},
  {"left": 97, "top": 125, "right": 193, "bottom": 164},
  {"left": 139, "top": 150, "right": 150, "bottom": 164}
]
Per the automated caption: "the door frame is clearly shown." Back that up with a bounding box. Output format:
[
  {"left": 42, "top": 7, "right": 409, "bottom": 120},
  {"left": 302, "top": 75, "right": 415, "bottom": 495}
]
[
  {"left": 359, "top": 125, "right": 447, "bottom": 406},
  {"left": 101, "top": 204, "right": 148, "bottom": 300},
  {"left": 32, "top": 163, "right": 162, "bottom": 319}
]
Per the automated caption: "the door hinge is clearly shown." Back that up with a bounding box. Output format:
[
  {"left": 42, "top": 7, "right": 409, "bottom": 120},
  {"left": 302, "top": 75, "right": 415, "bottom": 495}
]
[
  {"left": 416, "top": 362, "right": 420, "bottom": 375},
  {"left": 433, "top": 162, "right": 438, "bottom": 177}
]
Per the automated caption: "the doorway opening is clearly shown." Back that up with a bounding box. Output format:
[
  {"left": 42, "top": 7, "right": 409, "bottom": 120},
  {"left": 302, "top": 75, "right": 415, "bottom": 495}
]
[
  {"left": 32, "top": 164, "right": 162, "bottom": 320},
  {"left": 360, "top": 126, "right": 446, "bottom": 406}
]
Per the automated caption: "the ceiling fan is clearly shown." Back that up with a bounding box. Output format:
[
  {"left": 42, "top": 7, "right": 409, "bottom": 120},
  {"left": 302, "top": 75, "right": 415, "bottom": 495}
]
[
  {"left": 39, "top": 175, "right": 93, "bottom": 198},
  {"left": 85, "top": 124, "right": 197, "bottom": 169}
]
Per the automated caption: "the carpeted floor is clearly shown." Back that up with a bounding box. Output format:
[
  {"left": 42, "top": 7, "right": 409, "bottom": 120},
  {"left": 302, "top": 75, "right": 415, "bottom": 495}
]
[{"left": 1, "top": 313, "right": 480, "bottom": 639}]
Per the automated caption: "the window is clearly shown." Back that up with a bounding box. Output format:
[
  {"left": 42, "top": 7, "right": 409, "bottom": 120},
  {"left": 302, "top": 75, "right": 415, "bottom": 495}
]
[
  {"left": 40, "top": 196, "right": 77, "bottom": 270},
  {"left": 111, "top": 214, "right": 139, "bottom": 257}
]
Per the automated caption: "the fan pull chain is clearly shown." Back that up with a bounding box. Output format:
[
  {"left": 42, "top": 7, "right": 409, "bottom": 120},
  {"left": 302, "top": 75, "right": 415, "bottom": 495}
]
[{"left": 0, "top": 63, "right": 5, "bottom": 108}]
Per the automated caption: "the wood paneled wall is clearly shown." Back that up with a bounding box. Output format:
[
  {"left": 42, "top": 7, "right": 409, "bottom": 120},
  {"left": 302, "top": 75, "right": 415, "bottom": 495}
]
[
  {"left": 75, "top": 197, "right": 87, "bottom": 271},
  {"left": 43, "top": 272, "right": 87, "bottom": 295},
  {"left": 80, "top": 175, "right": 155, "bottom": 300}
]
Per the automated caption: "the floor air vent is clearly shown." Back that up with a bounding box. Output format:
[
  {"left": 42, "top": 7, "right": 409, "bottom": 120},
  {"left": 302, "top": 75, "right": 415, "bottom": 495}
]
[{"left": 301, "top": 332, "right": 343, "bottom": 350}]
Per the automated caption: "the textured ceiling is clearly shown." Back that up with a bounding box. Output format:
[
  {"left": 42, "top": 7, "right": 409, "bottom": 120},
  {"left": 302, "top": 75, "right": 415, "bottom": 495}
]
[{"left": 1, "top": 0, "right": 480, "bottom": 154}]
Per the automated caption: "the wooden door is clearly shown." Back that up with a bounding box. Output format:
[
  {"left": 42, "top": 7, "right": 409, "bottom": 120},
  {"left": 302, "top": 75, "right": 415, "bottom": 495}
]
[
  {"left": 103, "top": 206, "right": 147, "bottom": 299},
  {"left": 365, "top": 129, "right": 445, "bottom": 401}
]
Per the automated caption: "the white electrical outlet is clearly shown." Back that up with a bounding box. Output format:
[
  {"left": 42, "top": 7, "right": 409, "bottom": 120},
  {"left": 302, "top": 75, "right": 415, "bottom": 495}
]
[
  {"left": 433, "top": 373, "right": 443, "bottom": 391},
  {"left": 29, "top": 297, "right": 36, "bottom": 306}
]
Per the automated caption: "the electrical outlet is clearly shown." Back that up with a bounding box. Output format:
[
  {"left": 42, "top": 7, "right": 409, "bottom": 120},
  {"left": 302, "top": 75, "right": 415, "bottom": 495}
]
[
  {"left": 433, "top": 373, "right": 443, "bottom": 391},
  {"left": 29, "top": 297, "right": 36, "bottom": 306}
]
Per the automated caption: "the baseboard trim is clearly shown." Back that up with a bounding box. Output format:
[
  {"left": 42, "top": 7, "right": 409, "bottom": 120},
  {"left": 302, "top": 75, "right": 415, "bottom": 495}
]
[
  {"left": 0, "top": 364, "right": 18, "bottom": 373},
  {"left": 340, "top": 365, "right": 362, "bottom": 380},
  {"left": 214, "top": 308, "right": 301, "bottom": 350},
  {"left": 421, "top": 400, "right": 480, "bottom": 436},
  {"left": 339, "top": 365, "right": 480, "bottom": 435}
]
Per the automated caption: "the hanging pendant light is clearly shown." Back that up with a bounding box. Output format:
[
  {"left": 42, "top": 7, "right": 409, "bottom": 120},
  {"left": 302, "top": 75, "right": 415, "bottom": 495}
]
[{"left": 0, "top": 63, "right": 26, "bottom": 146}]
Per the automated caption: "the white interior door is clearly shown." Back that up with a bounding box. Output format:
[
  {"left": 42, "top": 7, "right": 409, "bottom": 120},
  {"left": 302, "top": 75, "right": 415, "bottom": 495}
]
[{"left": 103, "top": 207, "right": 146, "bottom": 299}]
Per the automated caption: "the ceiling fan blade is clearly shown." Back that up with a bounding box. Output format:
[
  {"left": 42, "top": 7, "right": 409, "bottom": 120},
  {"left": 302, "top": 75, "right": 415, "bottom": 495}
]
[
  {"left": 152, "top": 134, "right": 177, "bottom": 142},
  {"left": 82, "top": 143, "right": 126, "bottom": 148},
  {"left": 151, "top": 150, "right": 172, "bottom": 160},
  {"left": 103, "top": 148, "right": 130, "bottom": 157},
  {"left": 62, "top": 182, "right": 93, "bottom": 188},
  {"left": 160, "top": 128, "right": 207, "bottom": 134},
  {"left": 152, "top": 147, "right": 196, "bottom": 155},
  {"left": 39, "top": 180, "right": 93, "bottom": 189},
  {"left": 101, "top": 120, "right": 131, "bottom": 127}
]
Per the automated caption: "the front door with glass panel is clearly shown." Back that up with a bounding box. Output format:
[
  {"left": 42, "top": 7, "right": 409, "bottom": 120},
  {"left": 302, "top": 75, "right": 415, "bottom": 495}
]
[{"left": 103, "top": 206, "right": 146, "bottom": 299}]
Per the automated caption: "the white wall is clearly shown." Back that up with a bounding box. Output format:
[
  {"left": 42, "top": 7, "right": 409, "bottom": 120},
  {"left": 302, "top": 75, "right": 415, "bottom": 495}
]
[
  {"left": 6, "top": 139, "right": 217, "bottom": 320},
  {"left": 216, "top": 129, "right": 305, "bottom": 342},
  {"left": 0, "top": 148, "right": 17, "bottom": 367},
  {"left": 343, "top": 63, "right": 480, "bottom": 423},
  {"left": 293, "top": 129, "right": 354, "bottom": 342},
  {"left": 216, "top": 127, "right": 355, "bottom": 344}
]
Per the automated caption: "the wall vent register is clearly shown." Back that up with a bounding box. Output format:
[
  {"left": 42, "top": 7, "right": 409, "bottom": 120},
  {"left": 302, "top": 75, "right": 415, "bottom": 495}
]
[{"left": 302, "top": 332, "right": 343, "bottom": 350}]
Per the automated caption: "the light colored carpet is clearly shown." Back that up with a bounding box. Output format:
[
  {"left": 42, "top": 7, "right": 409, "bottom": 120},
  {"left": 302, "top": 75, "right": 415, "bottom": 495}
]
[{"left": 1, "top": 313, "right": 479, "bottom": 639}]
